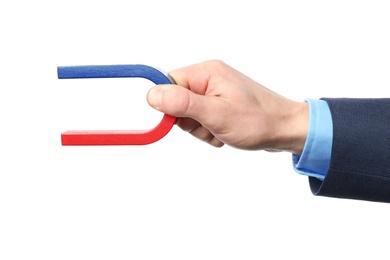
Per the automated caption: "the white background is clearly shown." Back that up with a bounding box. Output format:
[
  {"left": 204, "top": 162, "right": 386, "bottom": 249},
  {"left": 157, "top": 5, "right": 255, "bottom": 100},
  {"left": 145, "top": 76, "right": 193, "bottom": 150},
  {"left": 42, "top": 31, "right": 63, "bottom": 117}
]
[{"left": 1, "top": 0, "right": 390, "bottom": 259}]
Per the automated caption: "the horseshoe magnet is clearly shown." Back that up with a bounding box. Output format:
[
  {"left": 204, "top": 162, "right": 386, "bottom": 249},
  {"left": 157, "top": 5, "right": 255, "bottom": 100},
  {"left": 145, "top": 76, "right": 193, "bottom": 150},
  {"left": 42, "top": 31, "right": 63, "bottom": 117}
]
[{"left": 57, "top": 64, "right": 177, "bottom": 145}]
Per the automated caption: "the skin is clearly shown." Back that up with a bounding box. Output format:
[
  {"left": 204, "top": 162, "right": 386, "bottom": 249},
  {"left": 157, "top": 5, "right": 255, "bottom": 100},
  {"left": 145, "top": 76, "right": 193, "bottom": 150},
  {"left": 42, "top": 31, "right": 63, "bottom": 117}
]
[{"left": 147, "top": 60, "right": 309, "bottom": 155}]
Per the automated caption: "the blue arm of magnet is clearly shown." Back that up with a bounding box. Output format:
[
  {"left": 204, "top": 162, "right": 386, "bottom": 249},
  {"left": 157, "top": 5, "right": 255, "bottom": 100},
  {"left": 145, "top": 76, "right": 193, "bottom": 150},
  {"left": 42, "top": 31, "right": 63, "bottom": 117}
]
[{"left": 57, "top": 64, "right": 173, "bottom": 84}]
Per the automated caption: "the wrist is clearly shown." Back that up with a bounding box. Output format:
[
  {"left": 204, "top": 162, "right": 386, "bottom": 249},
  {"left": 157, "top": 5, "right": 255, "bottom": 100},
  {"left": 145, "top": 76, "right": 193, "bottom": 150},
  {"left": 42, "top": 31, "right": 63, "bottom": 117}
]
[{"left": 271, "top": 100, "right": 309, "bottom": 154}]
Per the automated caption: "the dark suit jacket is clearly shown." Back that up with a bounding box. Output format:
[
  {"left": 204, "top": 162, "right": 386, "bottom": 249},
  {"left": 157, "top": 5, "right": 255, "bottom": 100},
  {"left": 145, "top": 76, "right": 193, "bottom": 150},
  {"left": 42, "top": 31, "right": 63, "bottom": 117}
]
[{"left": 309, "top": 98, "right": 390, "bottom": 203}]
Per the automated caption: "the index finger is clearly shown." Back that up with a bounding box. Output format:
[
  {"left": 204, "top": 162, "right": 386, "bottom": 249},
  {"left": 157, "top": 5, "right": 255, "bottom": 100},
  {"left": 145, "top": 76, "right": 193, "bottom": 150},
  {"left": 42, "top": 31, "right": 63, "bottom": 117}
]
[{"left": 168, "top": 59, "right": 227, "bottom": 95}]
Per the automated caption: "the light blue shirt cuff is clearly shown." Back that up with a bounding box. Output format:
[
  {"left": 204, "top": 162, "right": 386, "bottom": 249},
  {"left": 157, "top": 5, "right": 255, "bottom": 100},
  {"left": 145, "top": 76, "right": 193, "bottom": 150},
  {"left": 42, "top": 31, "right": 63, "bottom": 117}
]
[{"left": 292, "top": 99, "right": 333, "bottom": 180}]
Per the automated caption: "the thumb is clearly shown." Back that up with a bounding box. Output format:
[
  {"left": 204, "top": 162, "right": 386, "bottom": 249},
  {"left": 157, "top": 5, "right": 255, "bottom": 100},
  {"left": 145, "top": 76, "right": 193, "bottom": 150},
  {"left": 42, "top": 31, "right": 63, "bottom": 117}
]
[{"left": 147, "top": 84, "right": 205, "bottom": 119}]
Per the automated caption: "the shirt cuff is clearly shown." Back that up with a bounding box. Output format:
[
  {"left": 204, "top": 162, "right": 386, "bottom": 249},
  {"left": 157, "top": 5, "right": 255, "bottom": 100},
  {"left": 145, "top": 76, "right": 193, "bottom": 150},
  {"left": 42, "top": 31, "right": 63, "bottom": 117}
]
[{"left": 292, "top": 99, "right": 333, "bottom": 180}]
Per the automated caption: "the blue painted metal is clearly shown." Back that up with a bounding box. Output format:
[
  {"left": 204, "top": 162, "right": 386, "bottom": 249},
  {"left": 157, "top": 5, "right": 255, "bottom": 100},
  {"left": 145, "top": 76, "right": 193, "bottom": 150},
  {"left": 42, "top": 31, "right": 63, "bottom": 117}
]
[{"left": 57, "top": 64, "right": 173, "bottom": 84}]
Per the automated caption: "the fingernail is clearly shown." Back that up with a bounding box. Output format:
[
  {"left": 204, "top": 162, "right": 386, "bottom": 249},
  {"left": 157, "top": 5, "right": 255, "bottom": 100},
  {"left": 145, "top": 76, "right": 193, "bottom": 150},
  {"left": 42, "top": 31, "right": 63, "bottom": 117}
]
[{"left": 148, "top": 87, "right": 163, "bottom": 109}]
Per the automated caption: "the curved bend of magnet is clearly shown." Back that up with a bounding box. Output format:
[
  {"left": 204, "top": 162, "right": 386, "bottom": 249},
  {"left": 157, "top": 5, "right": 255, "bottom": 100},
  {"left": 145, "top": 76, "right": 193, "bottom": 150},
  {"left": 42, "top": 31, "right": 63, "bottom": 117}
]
[{"left": 57, "top": 64, "right": 177, "bottom": 145}]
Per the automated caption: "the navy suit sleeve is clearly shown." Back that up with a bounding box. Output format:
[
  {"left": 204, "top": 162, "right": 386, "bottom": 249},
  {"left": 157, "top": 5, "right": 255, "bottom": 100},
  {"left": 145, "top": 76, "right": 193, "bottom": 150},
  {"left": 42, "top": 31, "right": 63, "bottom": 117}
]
[{"left": 309, "top": 98, "right": 390, "bottom": 203}]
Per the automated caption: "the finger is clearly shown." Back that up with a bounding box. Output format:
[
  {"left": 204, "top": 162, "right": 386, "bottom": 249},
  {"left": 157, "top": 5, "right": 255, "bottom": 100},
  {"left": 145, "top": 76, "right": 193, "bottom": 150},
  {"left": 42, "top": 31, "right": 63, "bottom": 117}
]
[
  {"left": 168, "top": 59, "right": 228, "bottom": 95},
  {"left": 177, "top": 117, "right": 224, "bottom": 148},
  {"left": 188, "top": 124, "right": 224, "bottom": 148},
  {"left": 176, "top": 117, "right": 201, "bottom": 132},
  {"left": 146, "top": 84, "right": 216, "bottom": 123},
  {"left": 208, "top": 137, "right": 224, "bottom": 148}
]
